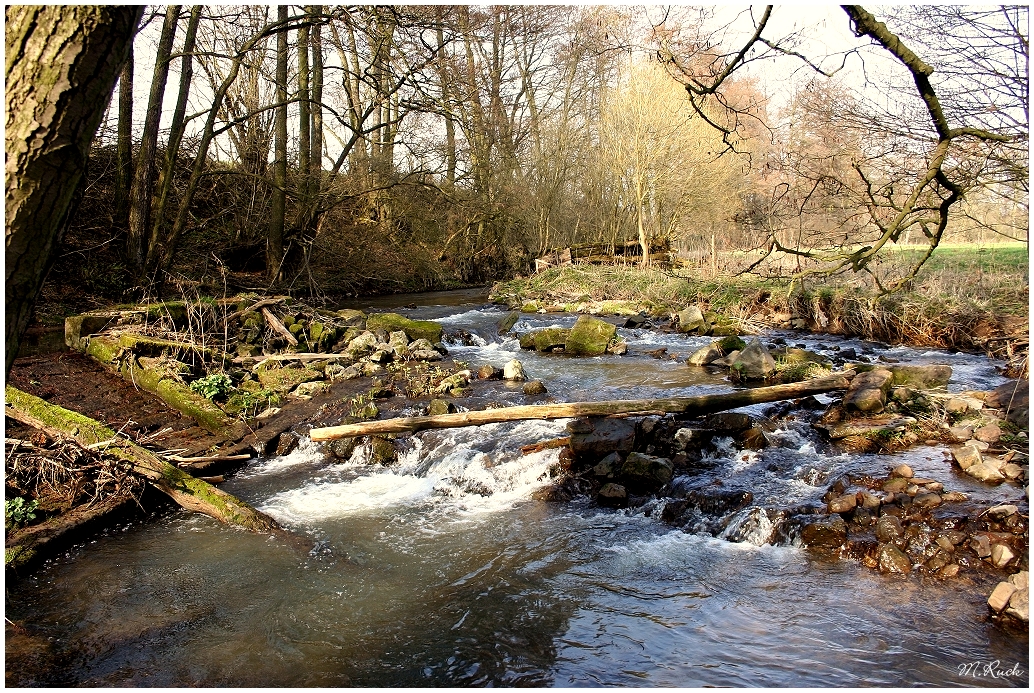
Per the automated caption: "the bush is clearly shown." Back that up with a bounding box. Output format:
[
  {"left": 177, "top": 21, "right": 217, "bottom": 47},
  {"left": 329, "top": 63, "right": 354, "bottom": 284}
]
[{"left": 189, "top": 373, "right": 233, "bottom": 400}]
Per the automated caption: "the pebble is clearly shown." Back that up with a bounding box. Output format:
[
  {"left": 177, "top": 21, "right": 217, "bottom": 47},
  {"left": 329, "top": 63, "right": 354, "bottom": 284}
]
[
  {"left": 857, "top": 491, "right": 882, "bottom": 510},
  {"left": 988, "top": 582, "right": 1017, "bottom": 611},
  {"left": 875, "top": 515, "right": 904, "bottom": 542},
  {"left": 986, "top": 504, "right": 1018, "bottom": 520},
  {"left": 828, "top": 493, "right": 857, "bottom": 514},
  {"left": 878, "top": 543, "right": 912, "bottom": 574},
  {"left": 991, "top": 543, "right": 1016, "bottom": 568},
  {"left": 937, "top": 564, "right": 960, "bottom": 578},
  {"left": 924, "top": 482, "right": 944, "bottom": 492},
  {"left": 970, "top": 534, "right": 992, "bottom": 558},
  {"left": 912, "top": 492, "right": 942, "bottom": 509}
]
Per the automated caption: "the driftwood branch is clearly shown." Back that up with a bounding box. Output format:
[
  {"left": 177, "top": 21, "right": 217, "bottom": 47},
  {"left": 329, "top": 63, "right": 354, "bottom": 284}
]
[
  {"left": 310, "top": 374, "right": 852, "bottom": 441},
  {"left": 262, "top": 307, "right": 298, "bottom": 346}
]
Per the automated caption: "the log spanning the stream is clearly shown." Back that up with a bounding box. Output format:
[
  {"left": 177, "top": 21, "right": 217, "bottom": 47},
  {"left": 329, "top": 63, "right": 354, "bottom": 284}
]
[{"left": 309, "top": 374, "right": 853, "bottom": 441}]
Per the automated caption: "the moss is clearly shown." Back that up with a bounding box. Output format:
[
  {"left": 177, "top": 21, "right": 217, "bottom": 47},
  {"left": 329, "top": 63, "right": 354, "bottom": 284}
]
[
  {"left": 5, "top": 385, "right": 116, "bottom": 445},
  {"left": 5, "top": 544, "right": 36, "bottom": 569},
  {"left": 533, "top": 327, "right": 571, "bottom": 352},
  {"left": 366, "top": 312, "right": 443, "bottom": 343},
  {"left": 257, "top": 365, "right": 322, "bottom": 393},
  {"left": 716, "top": 335, "right": 746, "bottom": 354},
  {"left": 565, "top": 315, "right": 617, "bottom": 356},
  {"left": 595, "top": 300, "right": 640, "bottom": 316},
  {"left": 84, "top": 335, "right": 121, "bottom": 364},
  {"left": 336, "top": 309, "right": 367, "bottom": 326},
  {"left": 154, "top": 379, "right": 244, "bottom": 437}
]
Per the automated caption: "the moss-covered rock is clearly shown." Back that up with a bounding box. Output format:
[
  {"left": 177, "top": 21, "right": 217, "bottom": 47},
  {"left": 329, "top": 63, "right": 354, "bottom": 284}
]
[
  {"left": 256, "top": 365, "right": 322, "bottom": 394},
  {"left": 117, "top": 332, "right": 214, "bottom": 359},
  {"left": 565, "top": 315, "right": 617, "bottom": 356},
  {"left": 525, "top": 327, "right": 571, "bottom": 352},
  {"left": 365, "top": 312, "right": 442, "bottom": 344},
  {"left": 335, "top": 309, "right": 367, "bottom": 326},
  {"left": 84, "top": 335, "right": 121, "bottom": 365},
  {"left": 715, "top": 335, "right": 746, "bottom": 354}
]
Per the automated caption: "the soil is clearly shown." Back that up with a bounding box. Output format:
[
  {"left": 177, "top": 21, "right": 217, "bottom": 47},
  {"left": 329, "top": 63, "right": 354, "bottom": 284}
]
[{"left": 8, "top": 351, "right": 228, "bottom": 457}]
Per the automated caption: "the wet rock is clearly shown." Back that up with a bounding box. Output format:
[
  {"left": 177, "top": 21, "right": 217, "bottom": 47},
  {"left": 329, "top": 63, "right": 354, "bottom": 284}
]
[
  {"left": 325, "top": 363, "right": 348, "bottom": 383},
  {"left": 991, "top": 543, "right": 1016, "bottom": 568},
  {"left": 801, "top": 515, "right": 848, "bottom": 551},
  {"left": 597, "top": 483, "right": 628, "bottom": 508},
  {"left": 888, "top": 364, "right": 952, "bottom": 389},
  {"left": 938, "top": 564, "right": 960, "bottom": 578},
  {"left": 891, "top": 464, "right": 914, "bottom": 478},
  {"left": 569, "top": 418, "right": 636, "bottom": 460},
  {"left": 951, "top": 445, "right": 982, "bottom": 470},
  {"left": 522, "top": 327, "right": 571, "bottom": 353},
  {"left": 275, "top": 432, "right": 300, "bottom": 456},
  {"left": 883, "top": 477, "right": 909, "bottom": 493},
  {"left": 606, "top": 340, "right": 628, "bottom": 356},
  {"left": 878, "top": 543, "right": 912, "bottom": 573},
  {"left": 623, "top": 314, "right": 648, "bottom": 329},
  {"left": 618, "top": 452, "right": 674, "bottom": 491},
  {"left": 687, "top": 344, "right": 722, "bottom": 366},
  {"left": 875, "top": 515, "right": 904, "bottom": 542},
  {"left": 985, "top": 379, "right": 1029, "bottom": 429},
  {"left": 851, "top": 507, "right": 873, "bottom": 526},
  {"left": 925, "top": 550, "right": 952, "bottom": 573},
  {"left": 593, "top": 452, "right": 623, "bottom": 478},
  {"left": 673, "top": 427, "right": 710, "bottom": 452},
  {"left": 478, "top": 364, "right": 502, "bottom": 380},
  {"left": 676, "top": 305, "right": 707, "bottom": 334},
  {"left": 566, "top": 315, "right": 617, "bottom": 356},
  {"left": 739, "top": 425, "right": 769, "bottom": 450},
  {"left": 970, "top": 534, "right": 992, "bottom": 558},
  {"left": 989, "top": 581, "right": 1018, "bottom": 612},
  {"left": 913, "top": 492, "right": 942, "bottom": 510},
  {"left": 327, "top": 437, "right": 359, "bottom": 460},
  {"left": 1002, "top": 463, "right": 1024, "bottom": 480},
  {"left": 704, "top": 412, "right": 754, "bottom": 432},
  {"left": 502, "top": 359, "right": 527, "bottom": 381},
  {"left": 858, "top": 491, "right": 882, "bottom": 510},
  {"left": 974, "top": 423, "right": 1002, "bottom": 444},
  {"left": 428, "top": 399, "right": 454, "bottom": 416},
  {"left": 1005, "top": 571, "right": 1029, "bottom": 622},
  {"left": 828, "top": 493, "right": 857, "bottom": 514},
  {"left": 566, "top": 418, "right": 594, "bottom": 434},
  {"left": 967, "top": 462, "right": 1006, "bottom": 484},
  {"left": 497, "top": 311, "right": 520, "bottom": 335},
  {"left": 948, "top": 425, "right": 974, "bottom": 442},
  {"left": 730, "top": 339, "right": 777, "bottom": 381},
  {"left": 844, "top": 368, "right": 893, "bottom": 414},
  {"left": 369, "top": 436, "right": 396, "bottom": 465},
  {"left": 523, "top": 380, "right": 547, "bottom": 396},
  {"left": 987, "top": 504, "right": 1019, "bottom": 520}
]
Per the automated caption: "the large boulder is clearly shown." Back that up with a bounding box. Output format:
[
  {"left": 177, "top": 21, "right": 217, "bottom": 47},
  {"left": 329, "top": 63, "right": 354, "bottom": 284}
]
[
  {"left": 502, "top": 359, "right": 527, "bottom": 381},
  {"left": 365, "top": 312, "right": 442, "bottom": 344},
  {"left": 520, "top": 327, "right": 571, "bottom": 353},
  {"left": 676, "top": 306, "right": 707, "bottom": 334},
  {"left": 569, "top": 418, "right": 636, "bottom": 461},
  {"left": 888, "top": 364, "right": 952, "bottom": 389},
  {"left": 730, "top": 339, "right": 777, "bottom": 380},
  {"left": 565, "top": 315, "right": 618, "bottom": 356},
  {"left": 618, "top": 452, "right": 674, "bottom": 492},
  {"left": 985, "top": 379, "right": 1029, "bottom": 429},
  {"left": 844, "top": 368, "right": 894, "bottom": 414},
  {"left": 687, "top": 343, "right": 722, "bottom": 366}
]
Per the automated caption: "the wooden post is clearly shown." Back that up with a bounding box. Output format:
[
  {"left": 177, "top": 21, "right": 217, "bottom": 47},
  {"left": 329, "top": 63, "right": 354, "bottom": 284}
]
[{"left": 309, "top": 375, "right": 852, "bottom": 441}]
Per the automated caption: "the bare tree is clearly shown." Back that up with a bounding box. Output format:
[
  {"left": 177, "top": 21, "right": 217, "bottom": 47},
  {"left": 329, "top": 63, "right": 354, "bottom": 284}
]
[{"left": 6, "top": 5, "right": 141, "bottom": 374}]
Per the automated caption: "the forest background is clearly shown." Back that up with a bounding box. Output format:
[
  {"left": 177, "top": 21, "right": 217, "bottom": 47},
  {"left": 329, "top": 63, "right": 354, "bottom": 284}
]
[{"left": 30, "top": 4, "right": 1028, "bottom": 316}]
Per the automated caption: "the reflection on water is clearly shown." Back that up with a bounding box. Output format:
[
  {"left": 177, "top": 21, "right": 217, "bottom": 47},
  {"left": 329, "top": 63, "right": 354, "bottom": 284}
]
[{"left": 5, "top": 293, "right": 1027, "bottom": 687}]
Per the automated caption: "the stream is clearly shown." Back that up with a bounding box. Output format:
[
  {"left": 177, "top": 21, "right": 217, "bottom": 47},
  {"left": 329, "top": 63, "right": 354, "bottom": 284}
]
[{"left": 5, "top": 290, "right": 1028, "bottom": 686}]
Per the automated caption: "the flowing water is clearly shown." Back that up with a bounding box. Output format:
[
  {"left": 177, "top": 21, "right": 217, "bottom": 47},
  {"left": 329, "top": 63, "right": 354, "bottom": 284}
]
[{"left": 5, "top": 292, "right": 1029, "bottom": 687}]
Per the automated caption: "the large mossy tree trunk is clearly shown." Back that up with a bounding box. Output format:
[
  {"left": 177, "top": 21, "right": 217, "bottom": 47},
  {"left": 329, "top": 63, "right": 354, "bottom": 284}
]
[
  {"left": 5, "top": 385, "right": 283, "bottom": 535},
  {"left": 5, "top": 5, "right": 142, "bottom": 376}
]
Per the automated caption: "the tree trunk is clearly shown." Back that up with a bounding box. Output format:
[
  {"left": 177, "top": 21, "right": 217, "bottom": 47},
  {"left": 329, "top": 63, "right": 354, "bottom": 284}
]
[
  {"left": 268, "top": 5, "right": 289, "bottom": 280},
  {"left": 309, "top": 375, "right": 852, "bottom": 440},
  {"left": 146, "top": 5, "right": 201, "bottom": 274},
  {"left": 309, "top": 6, "right": 324, "bottom": 175},
  {"left": 5, "top": 5, "right": 142, "bottom": 376},
  {"left": 113, "top": 43, "right": 134, "bottom": 230},
  {"left": 297, "top": 21, "right": 311, "bottom": 200},
  {"left": 126, "top": 6, "right": 179, "bottom": 279},
  {"left": 5, "top": 385, "right": 283, "bottom": 535}
]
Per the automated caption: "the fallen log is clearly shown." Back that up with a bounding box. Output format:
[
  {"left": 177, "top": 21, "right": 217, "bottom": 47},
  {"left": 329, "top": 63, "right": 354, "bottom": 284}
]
[
  {"left": 520, "top": 437, "right": 571, "bottom": 455},
  {"left": 310, "top": 374, "right": 852, "bottom": 441},
  {"left": 262, "top": 307, "right": 298, "bottom": 346},
  {"left": 5, "top": 385, "right": 282, "bottom": 535}
]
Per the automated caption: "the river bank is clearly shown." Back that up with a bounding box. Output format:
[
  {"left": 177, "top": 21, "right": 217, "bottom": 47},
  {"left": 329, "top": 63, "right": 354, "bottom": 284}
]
[{"left": 5, "top": 287, "right": 1029, "bottom": 685}]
